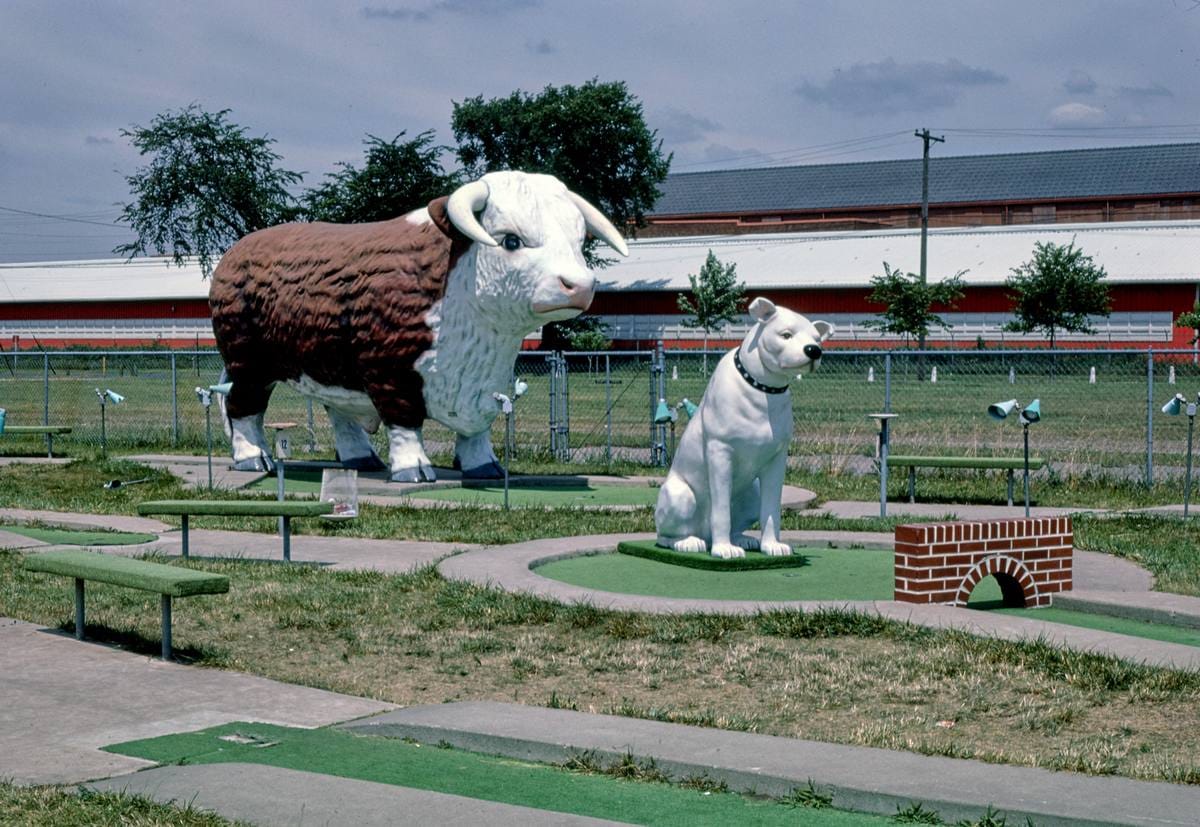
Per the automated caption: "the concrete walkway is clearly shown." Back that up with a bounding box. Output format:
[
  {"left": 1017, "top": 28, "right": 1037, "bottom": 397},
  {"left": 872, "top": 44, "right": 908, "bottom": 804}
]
[{"left": 343, "top": 701, "right": 1200, "bottom": 826}]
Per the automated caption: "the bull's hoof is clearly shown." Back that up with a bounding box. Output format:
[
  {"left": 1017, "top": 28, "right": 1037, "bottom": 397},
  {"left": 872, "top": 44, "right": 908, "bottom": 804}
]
[
  {"left": 390, "top": 463, "right": 437, "bottom": 483},
  {"left": 232, "top": 456, "right": 273, "bottom": 473},
  {"left": 338, "top": 452, "right": 386, "bottom": 472},
  {"left": 461, "top": 461, "right": 505, "bottom": 480}
]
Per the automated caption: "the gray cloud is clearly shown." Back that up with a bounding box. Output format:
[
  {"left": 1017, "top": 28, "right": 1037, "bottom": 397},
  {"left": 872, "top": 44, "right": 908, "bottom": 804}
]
[
  {"left": 84, "top": 135, "right": 114, "bottom": 146},
  {"left": 797, "top": 58, "right": 1007, "bottom": 116},
  {"left": 362, "top": 0, "right": 538, "bottom": 21},
  {"left": 653, "top": 107, "right": 722, "bottom": 145},
  {"left": 1117, "top": 81, "right": 1173, "bottom": 100},
  {"left": 525, "top": 38, "right": 555, "bottom": 55},
  {"left": 1063, "top": 70, "right": 1096, "bottom": 95}
]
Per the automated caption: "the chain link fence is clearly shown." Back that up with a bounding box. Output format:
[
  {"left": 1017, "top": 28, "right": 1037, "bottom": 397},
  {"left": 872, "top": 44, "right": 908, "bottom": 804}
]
[{"left": 3, "top": 347, "right": 1199, "bottom": 482}]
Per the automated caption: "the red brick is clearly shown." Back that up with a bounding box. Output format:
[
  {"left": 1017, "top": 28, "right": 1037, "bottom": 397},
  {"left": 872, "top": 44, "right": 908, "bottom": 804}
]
[
  {"left": 944, "top": 553, "right": 979, "bottom": 565},
  {"left": 985, "top": 539, "right": 1014, "bottom": 551},
  {"left": 894, "top": 525, "right": 925, "bottom": 544}
]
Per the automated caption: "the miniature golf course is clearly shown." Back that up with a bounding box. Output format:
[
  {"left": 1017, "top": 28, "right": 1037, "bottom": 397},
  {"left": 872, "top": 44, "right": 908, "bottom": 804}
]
[
  {"left": 105, "top": 722, "right": 892, "bottom": 826},
  {"left": 536, "top": 541, "right": 1200, "bottom": 647}
]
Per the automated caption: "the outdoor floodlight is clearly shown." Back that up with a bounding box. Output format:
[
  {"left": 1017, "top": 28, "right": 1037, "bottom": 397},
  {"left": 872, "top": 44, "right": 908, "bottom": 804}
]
[
  {"left": 513, "top": 378, "right": 529, "bottom": 399},
  {"left": 677, "top": 398, "right": 699, "bottom": 418},
  {"left": 195, "top": 387, "right": 213, "bottom": 407},
  {"left": 989, "top": 398, "right": 1042, "bottom": 518},
  {"left": 95, "top": 388, "right": 125, "bottom": 459},
  {"left": 988, "top": 399, "right": 1018, "bottom": 420},
  {"left": 1160, "top": 391, "right": 1200, "bottom": 518},
  {"left": 209, "top": 381, "right": 233, "bottom": 395},
  {"left": 96, "top": 388, "right": 125, "bottom": 405},
  {"left": 653, "top": 398, "right": 674, "bottom": 425}
]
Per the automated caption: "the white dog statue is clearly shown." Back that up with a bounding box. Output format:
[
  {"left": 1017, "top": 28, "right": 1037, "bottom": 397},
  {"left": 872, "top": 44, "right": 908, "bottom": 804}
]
[{"left": 655, "top": 298, "right": 832, "bottom": 559}]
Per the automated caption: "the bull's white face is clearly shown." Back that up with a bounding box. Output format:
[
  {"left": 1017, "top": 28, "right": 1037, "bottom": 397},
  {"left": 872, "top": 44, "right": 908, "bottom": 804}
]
[
  {"left": 463, "top": 172, "right": 597, "bottom": 332},
  {"left": 745, "top": 297, "right": 834, "bottom": 382}
]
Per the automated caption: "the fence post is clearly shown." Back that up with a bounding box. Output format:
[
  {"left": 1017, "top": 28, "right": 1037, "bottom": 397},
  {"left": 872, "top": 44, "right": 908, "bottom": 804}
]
[
  {"left": 548, "top": 352, "right": 557, "bottom": 458},
  {"left": 42, "top": 353, "right": 50, "bottom": 425},
  {"left": 1146, "top": 348, "right": 1154, "bottom": 486},
  {"left": 605, "top": 353, "right": 612, "bottom": 467},
  {"left": 561, "top": 353, "right": 570, "bottom": 461},
  {"left": 170, "top": 352, "right": 179, "bottom": 446},
  {"left": 884, "top": 352, "right": 892, "bottom": 412}
]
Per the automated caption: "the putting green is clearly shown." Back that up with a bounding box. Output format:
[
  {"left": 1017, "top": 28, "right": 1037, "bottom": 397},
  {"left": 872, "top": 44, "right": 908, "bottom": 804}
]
[
  {"left": 0, "top": 525, "right": 156, "bottom": 547},
  {"left": 536, "top": 548, "right": 894, "bottom": 601},
  {"left": 106, "top": 722, "right": 891, "bottom": 826}
]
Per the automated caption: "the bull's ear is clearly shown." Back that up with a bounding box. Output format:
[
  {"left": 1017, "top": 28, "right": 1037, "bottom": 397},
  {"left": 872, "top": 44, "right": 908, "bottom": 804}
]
[
  {"left": 813, "top": 320, "right": 834, "bottom": 342},
  {"left": 748, "top": 297, "right": 776, "bottom": 322}
]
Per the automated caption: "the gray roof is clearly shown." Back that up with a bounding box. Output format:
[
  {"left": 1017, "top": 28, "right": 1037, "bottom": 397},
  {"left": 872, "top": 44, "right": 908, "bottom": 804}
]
[{"left": 650, "top": 142, "right": 1200, "bottom": 216}]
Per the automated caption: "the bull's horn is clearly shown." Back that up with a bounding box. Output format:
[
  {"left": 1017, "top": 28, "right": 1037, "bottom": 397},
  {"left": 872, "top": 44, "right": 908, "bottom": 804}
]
[
  {"left": 445, "top": 179, "right": 498, "bottom": 247},
  {"left": 566, "top": 192, "right": 629, "bottom": 257}
]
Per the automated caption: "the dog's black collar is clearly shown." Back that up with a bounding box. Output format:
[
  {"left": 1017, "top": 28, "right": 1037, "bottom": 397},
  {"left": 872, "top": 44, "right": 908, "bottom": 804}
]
[{"left": 733, "top": 350, "right": 789, "bottom": 394}]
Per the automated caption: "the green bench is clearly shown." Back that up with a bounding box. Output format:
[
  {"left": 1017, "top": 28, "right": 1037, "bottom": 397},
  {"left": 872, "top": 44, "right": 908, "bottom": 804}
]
[
  {"left": 22, "top": 549, "right": 229, "bottom": 660},
  {"left": 137, "top": 499, "right": 333, "bottom": 561},
  {"left": 1, "top": 425, "right": 72, "bottom": 458},
  {"left": 886, "top": 455, "right": 1046, "bottom": 505}
]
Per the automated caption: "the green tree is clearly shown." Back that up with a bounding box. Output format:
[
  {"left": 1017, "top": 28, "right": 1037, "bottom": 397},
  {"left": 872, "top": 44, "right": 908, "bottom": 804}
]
[
  {"left": 115, "top": 105, "right": 302, "bottom": 277},
  {"left": 1004, "top": 240, "right": 1112, "bottom": 348},
  {"left": 451, "top": 78, "right": 670, "bottom": 264},
  {"left": 678, "top": 251, "right": 747, "bottom": 375},
  {"left": 301, "top": 131, "right": 461, "bottom": 223},
  {"left": 862, "top": 262, "right": 966, "bottom": 346}
]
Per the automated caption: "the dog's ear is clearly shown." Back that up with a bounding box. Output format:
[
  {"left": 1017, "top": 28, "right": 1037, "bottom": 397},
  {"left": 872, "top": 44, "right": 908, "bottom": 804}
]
[
  {"left": 748, "top": 297, "right": 777, "bottom": 322},
  {"left": 813, "top": 320, "right": 834, "bottom": 342}
]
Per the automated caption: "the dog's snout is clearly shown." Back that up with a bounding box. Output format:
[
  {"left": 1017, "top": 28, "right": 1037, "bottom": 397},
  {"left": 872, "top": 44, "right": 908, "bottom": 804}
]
[{"left": 803, "top": 344, "right": 823, "bottom": 360}]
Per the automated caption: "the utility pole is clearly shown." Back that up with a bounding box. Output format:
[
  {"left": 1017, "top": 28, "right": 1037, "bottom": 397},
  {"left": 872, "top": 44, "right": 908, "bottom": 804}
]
[{"left": 915, "top": 128, "right": 944, "bottom": 352}]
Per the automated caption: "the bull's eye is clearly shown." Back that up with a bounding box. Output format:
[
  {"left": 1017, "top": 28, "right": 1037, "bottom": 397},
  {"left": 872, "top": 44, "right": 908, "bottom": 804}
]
[{"left": 502, "top": 234, "right": 523, "bottom": 251}]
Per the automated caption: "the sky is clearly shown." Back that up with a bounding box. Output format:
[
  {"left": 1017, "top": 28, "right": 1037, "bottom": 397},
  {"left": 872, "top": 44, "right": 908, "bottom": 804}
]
[{"left": 3, "top": 0, "right": 1200, "bottom": 263}]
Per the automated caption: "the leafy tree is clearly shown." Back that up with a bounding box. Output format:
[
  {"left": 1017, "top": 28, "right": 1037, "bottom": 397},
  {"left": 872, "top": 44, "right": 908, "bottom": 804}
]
[
  {"left": 451, "top": 79, "right": 671, "bottom": 264},
  {"left": 1004, "top": 240, "right": 1112, "bottom": 348},
  {"left": 678, "top": 251, "right": 746, "bottom": 374},
  {"left": 301, "top": 131, "right": 461, "bottom": 223},
  {"left": 540, "top": 315, "right": 610, "bottom": 351},
  {"left": 862, "top": 262, "right": 965, "bottom": 346},
  {"left": 115, "top": 105, "right": 302, "bottom": 276}
]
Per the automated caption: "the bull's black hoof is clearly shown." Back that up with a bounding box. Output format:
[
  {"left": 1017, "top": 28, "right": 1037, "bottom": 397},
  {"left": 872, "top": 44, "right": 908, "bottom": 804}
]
[
  {"left": 390, "top": 463, "right": 437, "bottom": 483},
  {"left": 338, "top": 452, "right": 386, "bottom": 472},
  {"left": 232, "top": 456, "right": 273, "bottom": 473},
  {"left": 462, "top": 461, "right": 505, "bottom": 480}
]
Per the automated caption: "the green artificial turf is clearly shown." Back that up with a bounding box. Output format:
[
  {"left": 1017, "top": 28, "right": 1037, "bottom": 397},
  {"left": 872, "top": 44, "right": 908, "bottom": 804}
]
[
  {"left": 618, "top": 539, "right": 809, "bottom": 571},
  {"left": 536, "top": 548, "right": 894, "bottom": 601},
  {"left": 409, "top": 483, "right": 659, "bottom": 508},
  {"left": 0, "top": 524, "right": 156, "bottom": 547},
  {"left": 105, "top": 722, "right": 892, "bottom": 826}
]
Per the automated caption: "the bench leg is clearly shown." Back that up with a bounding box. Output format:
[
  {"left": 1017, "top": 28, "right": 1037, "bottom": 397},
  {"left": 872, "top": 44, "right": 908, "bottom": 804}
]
[
  {"left": 46, "top": 433, "right": 54, "bottom": 459},
  {"left": 908, "top": 467, "right": 916, "bottom": 503},
  {"left": 161, "top": 595, "right": 172, "bottom": 661},
  {"left": 74, "top": 578, "right": 85, "bottom": 640},
  {"left": 181, "top": 514, "right": 189, "bottom": 559},
  {"left": 282, "top": 516, "right": 291, "bottom": 562},
  {"left": 1007, "top": 469, "right": 1015, "bottom": 507}
]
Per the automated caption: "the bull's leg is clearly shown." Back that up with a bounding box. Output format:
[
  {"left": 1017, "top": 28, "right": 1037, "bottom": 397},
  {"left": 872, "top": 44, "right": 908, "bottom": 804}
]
[
  {"left": 453, "top": 431, "right": 504, "bottom": 480},
  {"left": 326, "top": 406, "right": 386, "bottom": 471},
  {"left": 229, "top": 413, "right": 275, "bottom": 473},
  {"left": 386, "top": 424, "right": 436, "bottom": 483}
]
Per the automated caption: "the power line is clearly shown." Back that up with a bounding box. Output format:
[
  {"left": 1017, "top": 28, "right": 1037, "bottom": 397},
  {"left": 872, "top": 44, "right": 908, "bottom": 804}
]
[{"left": 0, "top": 204, "right": 122, "bottom": 228}]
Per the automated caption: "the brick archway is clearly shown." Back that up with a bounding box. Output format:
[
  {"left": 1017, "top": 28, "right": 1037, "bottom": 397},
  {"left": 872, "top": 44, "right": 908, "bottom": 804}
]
[
  {"left": 954, "top": 554, "right": 1038, "bottom": 608},
  {"left": 894, "top": 518, "right": 1072, "bottom": 608}
]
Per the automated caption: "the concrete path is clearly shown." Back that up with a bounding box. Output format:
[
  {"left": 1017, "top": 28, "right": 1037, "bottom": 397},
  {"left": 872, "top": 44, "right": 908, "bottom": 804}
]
[
  {"left": 343, "top": 701, "right": 1200, "bottom": 826},
  {"left": 87, "top": 764, "right": 624, "bottom": 826},
  {"left": 0, "top": 618, "right": 393, "bottom": 786}
]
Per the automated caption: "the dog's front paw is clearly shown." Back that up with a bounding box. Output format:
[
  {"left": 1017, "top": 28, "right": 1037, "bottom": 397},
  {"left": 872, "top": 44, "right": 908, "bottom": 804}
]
[
  {"left": 734, "top": 534, "right": 760, "bottom": 551},
  {"left": 673, "top": 536, "right": 707, "bottom": 554},
  {"left": 710, "top": 542, "right": 745, "bottom": 560},
  {"left": 760, "top": 540, "right": 792, "bottom": 557}
]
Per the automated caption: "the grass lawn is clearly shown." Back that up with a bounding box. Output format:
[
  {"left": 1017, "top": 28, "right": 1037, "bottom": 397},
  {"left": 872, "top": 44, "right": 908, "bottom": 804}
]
[
  {"left": 537, "top": 547, "right": 893, "bottom": 601},
  {"left": 0, "top": 780, "right": 241, "bottom": 826},
  {"left": 105, "top": 722, "right": 895, "bottom": 826}
]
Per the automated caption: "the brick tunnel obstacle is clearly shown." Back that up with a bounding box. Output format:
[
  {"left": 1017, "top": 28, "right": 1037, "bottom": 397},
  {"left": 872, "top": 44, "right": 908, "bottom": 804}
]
[{"left": 894, "top": 517, "right": 1073, "bottom": 607}]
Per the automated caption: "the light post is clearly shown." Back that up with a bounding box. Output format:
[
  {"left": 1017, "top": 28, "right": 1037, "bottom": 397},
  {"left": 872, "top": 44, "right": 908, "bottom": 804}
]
[
  {"left": 95, "top": 388, "right": 125, "bottom": 459},
  {"left": 492, "top": 378, "right": 528, "bottom": 511},
  {"left": 1161, "top": 392, "right": 1199, "bottom": 518},
  {"left": 196, "top": 382, "right": 231, "bottom": 491},
  {"left": 868, "top": 413, "right": 899, "bottom": 518},
  {"left": 988, "top": 398, "right": 1041, "bottom": 517}
]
